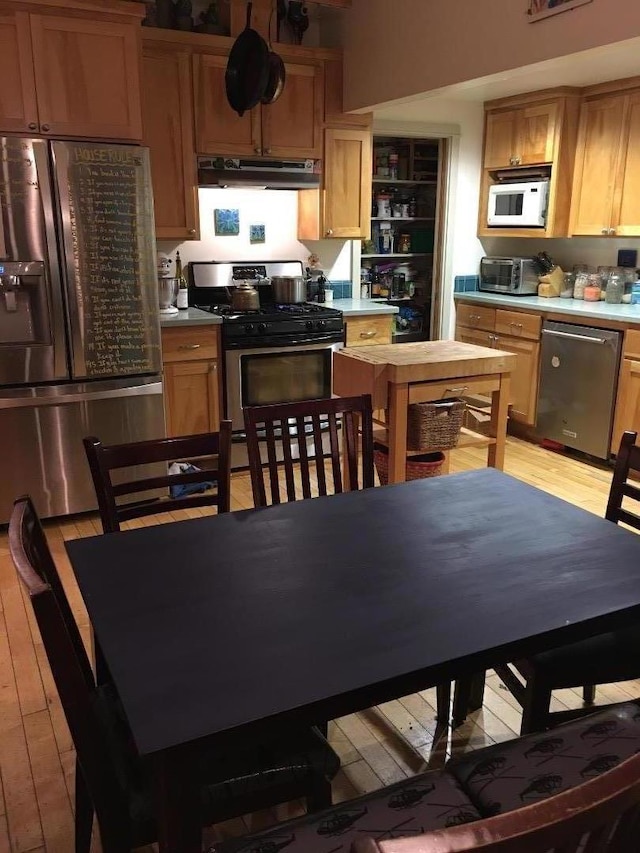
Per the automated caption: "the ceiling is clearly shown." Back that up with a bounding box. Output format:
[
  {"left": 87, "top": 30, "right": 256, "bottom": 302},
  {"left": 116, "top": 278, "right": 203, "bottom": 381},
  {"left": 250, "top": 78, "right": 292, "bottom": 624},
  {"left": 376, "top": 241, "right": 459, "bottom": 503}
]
[{"left": 374, "top": 36, "right": 640, "bottom": 122}]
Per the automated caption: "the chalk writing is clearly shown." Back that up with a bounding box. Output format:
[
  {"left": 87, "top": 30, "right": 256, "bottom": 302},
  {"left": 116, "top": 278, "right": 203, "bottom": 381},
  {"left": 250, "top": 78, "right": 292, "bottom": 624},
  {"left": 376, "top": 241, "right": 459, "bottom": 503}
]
[{"left": 65, "top": 143, "right": 159, "bottom": 377}]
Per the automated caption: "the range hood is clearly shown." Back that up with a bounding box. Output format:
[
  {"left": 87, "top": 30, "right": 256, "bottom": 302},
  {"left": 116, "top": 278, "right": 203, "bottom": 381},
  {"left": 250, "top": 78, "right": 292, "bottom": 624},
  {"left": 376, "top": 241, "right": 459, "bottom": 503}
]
[{"left": 197, "top": 156, "right": 321, "bottom": 190}]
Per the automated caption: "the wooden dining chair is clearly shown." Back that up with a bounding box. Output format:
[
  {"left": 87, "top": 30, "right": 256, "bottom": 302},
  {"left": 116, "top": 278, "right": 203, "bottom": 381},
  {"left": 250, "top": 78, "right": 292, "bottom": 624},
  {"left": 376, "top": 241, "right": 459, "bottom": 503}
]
[
  {"left": 353, "top": 749, "right": 640, "bottom": 853},
  {"left": 83, "top": 423, "right": 232, "bottom": 533},
  {"left": 243, "top": 394, "right": 375, "bottom": 508},
  {"left": 9, "top": 496, "right": 340, "bottom": 853},
  {"left": 492, "top": 429, "right": 640, "bottom": 734}
]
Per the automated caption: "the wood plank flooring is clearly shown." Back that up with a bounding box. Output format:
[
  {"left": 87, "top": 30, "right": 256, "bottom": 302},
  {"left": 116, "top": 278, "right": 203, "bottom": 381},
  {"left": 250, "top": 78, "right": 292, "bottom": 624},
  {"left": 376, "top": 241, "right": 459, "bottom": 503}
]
[{"left": 0, "top": 436, "right": 638, "bottom": 852}]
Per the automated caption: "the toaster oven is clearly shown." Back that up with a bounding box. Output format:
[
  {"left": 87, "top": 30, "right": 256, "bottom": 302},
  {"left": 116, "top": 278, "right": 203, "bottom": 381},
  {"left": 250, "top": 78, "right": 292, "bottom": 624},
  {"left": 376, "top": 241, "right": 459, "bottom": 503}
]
[{"left": 479, "top": 257, "right": 539, "bottom": 296}]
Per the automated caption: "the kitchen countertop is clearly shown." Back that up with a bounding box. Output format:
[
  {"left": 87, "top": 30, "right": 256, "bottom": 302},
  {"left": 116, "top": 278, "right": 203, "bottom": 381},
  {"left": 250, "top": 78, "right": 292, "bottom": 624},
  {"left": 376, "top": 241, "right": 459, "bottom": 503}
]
[
  {"left": 333, "top": 298, "right": 399, "bottom": 316},
  {"left": 159, "top": 300, "right": 399, "bottom": 327},
  {"left": 159, "top": 307, "right": 222, "bottom": 327},
  {"left": 454, "top": 291, "right": 640, "bottom": 325}
]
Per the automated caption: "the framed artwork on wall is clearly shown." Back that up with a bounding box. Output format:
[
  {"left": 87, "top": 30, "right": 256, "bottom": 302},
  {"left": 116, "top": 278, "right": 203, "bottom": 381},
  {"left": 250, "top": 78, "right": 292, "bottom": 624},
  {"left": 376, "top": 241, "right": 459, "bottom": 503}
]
[
  {"left": 214, "top": 209, "right": 240, "bottom": 236},
  {"left": 250, "top": 224, "right": 265, "bottom": 244},
  {"left": 528, "top": 0, "right": 593, "bottom": 21}
]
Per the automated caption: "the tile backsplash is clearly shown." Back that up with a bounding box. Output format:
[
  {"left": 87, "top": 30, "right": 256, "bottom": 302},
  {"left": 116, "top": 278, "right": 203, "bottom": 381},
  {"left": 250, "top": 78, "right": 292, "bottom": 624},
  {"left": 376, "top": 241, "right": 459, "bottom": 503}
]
[{"left": 454, "top": 275, "right": 480, "bottom": 293}]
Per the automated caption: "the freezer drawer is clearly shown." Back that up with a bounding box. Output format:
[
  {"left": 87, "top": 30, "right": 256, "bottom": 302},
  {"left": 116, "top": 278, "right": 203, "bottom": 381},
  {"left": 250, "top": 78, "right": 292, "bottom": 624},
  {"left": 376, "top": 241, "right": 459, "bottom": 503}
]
[
  {"left": 0, "top": 379, "right": 165, "bottom": 524},
  {"left": 538, "top": 321, "right": 621, "bottom": 459}
]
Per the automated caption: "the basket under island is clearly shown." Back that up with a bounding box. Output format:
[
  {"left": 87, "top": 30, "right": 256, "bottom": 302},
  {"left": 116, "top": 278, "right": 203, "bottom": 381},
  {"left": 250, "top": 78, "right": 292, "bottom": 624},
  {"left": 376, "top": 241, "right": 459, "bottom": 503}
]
[{"left": 332, "top": 341, "right": 517, "bottom": 484}]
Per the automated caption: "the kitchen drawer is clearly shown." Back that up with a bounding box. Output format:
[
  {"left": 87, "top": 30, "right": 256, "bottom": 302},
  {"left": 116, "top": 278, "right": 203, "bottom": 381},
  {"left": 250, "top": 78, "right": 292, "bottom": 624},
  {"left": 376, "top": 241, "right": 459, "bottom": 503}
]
[
  {"left": 623, "top": 329, "right": 640, "bottom": 360},
  {"left": 495, "top": 309, "right": 541, "bottom": 340},
  {"left": 456, "top": 303, "right": 496, "bottom": 331},
  {"left": 161, "top": 325, "right": 219, "bottom": 362},
  {"left": 345, "top": 315, "right": 392, "bottom": 347}
]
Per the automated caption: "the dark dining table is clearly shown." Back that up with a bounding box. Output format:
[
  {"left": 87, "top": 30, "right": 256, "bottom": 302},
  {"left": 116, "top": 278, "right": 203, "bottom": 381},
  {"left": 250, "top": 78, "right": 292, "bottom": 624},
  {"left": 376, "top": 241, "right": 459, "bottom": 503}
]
[{"left": 66, "top": 468, "right": 640, "bottom": 852}]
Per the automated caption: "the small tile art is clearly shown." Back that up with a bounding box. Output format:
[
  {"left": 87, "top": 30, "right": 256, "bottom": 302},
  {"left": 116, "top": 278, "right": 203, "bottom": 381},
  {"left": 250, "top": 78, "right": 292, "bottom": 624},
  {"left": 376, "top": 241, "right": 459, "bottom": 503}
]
[
  {"left": 250, "top": 224, "right": 265, "bottom": 244},
  {"left": 214, "top": 209, "right": 240, "bottom": 236}
]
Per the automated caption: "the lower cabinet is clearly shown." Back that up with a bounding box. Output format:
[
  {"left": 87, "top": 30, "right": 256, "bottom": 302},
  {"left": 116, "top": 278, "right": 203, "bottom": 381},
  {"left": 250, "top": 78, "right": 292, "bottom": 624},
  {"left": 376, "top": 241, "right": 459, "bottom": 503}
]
[
  {"left": 455, "top": 318, "right": 540, "bottom": 427},
  {"left": 161, "top": 326, "right": 221, "bottom": 437},
  {"left": 345, "top": 315, "right": 393, "bottom": 347},
  {"left": 612, "top": 357, "right": 640, "bottom": 453}
]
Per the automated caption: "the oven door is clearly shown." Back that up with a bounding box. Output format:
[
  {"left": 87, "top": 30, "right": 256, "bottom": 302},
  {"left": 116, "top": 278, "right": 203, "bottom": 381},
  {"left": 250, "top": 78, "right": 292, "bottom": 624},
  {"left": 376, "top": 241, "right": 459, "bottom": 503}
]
[{"left": 225, "top": 340, "right": 343, "bottom": 431}]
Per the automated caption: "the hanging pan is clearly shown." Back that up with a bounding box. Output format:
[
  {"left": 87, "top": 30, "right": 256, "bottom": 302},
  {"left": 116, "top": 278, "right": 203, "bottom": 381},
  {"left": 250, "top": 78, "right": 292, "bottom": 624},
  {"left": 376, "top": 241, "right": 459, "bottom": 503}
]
[
  {"left": 225, "top": 2, "right": 270, "bottom": 118},
  {"left": 261, "top": 3, "right": 286, "bottom": 105}
]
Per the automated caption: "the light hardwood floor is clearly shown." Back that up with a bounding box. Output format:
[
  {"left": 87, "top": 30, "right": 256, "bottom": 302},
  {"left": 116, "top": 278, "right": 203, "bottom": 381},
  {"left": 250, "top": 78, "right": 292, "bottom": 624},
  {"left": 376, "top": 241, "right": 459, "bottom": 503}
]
[{"left": 1, "top": 436, "right": 639, "bottom": 853}]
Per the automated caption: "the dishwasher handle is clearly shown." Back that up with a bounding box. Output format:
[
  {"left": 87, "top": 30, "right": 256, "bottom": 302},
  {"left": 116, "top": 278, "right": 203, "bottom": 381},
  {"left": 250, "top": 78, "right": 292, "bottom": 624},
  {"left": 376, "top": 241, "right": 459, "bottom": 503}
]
[{"left": 542, "top": 329, "right": 609, "bottom": 345}]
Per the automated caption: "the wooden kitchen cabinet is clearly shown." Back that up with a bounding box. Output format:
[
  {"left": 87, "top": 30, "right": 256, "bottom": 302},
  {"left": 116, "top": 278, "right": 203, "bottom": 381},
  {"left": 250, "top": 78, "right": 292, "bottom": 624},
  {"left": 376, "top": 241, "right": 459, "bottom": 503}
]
[
  {"left": 0, "top": 10, "right": 38, "bottom": 133},
  {"left": 479, "top": 89, "right": 580, "bottom": 238},
  {"left": 194, "top": 51, "right": 322, "bottom": 159},
  {"left": 142, "top": 40, "right": 199, "bottom": 240},
  {"left": 298, "top": 127, "right": 372, "bottom": 240},
  {"left": 484, "top": 101, "right": 558, "bottom": 169},
  {"left": 345, "top": 315, "right": 392, "bottom": 347},
  {"left": 0, "top": 4, "right": 143, "bottom": 140},
  {"left": 571, "top": 87, "right": 640, "bottom": 237},
  {"left": 161, "top": 326, "right": 221, "bottom": 437},
  {"left": 612, "top": 357, "right": 640, "bottom": 453},
  {"left": 29, "top": 13, "right": 142, "bottom": 140},
  {"left": 455, "top": 304, "right": 541, "bottom": 426}
]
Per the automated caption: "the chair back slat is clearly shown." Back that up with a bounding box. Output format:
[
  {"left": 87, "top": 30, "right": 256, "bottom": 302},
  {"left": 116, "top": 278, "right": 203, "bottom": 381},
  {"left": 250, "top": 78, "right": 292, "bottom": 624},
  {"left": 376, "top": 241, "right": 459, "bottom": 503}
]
[
  {"left": 84, "top": 422, "right": 232, "bottom": 532},
  {"left": 353, "top": 750, "right": 640, "bottom": 852},
  {"left": 243, "top": 396, "right": 374, "bottom": 508},
  {"left": 9, "top": 498, "right": 130, "bottom": 830},
  {"left": 327, "top": 412, "right": 343, "bottom": 494},
  {"left": 606, "top": 431, "right": 640, "bottom": 530},
  {"left": 312, "top": 413, "right": 328, "bottom": 496}
]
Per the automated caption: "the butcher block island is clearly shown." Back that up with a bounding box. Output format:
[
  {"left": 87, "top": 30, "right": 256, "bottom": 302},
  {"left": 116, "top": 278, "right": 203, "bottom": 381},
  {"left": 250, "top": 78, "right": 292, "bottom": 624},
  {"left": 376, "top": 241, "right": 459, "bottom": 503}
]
[{"left": 333, "top": 341, "right": 516, "bottom": 484}]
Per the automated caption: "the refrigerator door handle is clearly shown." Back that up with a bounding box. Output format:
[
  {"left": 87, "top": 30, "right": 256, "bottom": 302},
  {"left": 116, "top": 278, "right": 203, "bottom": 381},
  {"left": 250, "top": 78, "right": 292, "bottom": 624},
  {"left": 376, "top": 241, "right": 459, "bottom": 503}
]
[{"left": 0, "top": 381, "right": 163, "bottom": 410}]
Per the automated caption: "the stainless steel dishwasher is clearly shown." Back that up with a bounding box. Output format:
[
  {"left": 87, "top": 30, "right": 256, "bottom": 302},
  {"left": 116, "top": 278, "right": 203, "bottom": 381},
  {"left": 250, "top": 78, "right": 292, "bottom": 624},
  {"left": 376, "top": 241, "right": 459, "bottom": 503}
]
[{"left": 538, "top": 320, "right": 622, "bottom": 459}]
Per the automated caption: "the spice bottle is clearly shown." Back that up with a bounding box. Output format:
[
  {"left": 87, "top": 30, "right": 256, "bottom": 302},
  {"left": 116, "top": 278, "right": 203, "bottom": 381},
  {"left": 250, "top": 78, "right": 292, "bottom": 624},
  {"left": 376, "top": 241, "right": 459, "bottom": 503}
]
[
  {"left": 175, "top": 250, "right": 188, "bottom": 310},
  {"left": 398, "top": 233, "right": 411, "bottom": 254}
]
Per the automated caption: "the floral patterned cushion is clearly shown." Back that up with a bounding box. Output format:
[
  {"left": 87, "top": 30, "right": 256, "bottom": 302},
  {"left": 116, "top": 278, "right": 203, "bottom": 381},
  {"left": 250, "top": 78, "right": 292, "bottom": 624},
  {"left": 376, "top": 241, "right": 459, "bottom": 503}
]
[
  {"left": 213, "top": 770, "right": 481, "bottom": 853},
  {"left": 447, "top": 702, "right": 640, "bottom": 817}
]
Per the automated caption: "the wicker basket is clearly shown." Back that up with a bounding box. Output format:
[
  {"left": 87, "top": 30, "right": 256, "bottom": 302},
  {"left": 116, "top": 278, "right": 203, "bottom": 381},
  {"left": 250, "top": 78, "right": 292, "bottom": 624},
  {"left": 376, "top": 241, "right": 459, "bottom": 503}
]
[
  {"left": 406, "top": 398, "right": 465, "bottom": 451},
  {"left": 374, "top": 443, "right": 445, "bottom": 486}
]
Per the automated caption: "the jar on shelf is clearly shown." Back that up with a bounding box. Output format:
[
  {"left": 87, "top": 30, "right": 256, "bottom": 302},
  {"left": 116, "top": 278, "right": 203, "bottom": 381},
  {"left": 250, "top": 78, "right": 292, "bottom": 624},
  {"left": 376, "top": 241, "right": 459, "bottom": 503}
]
[
  {"left": 583, "top": 274, "right": 602, "bottom": 302},
  {"left": 573, "top": 272, "right": 588, "bottom": 299},
  {"left": 398, "top": 233, "right": 411, "bottom": 253},
  {"left": 408, "top": 196, "right": 417, "bottom": 217},
  {"left": 389, "top": 152, "right": 399, "bottom": 180},
  {"left": 379, "top": 221, "right": 394, "bottom": 254},
  {"left": 560, "top": 272, "right": 575, "bottom": 298},
  {"left": 605, "top": 273, "right": 623, "bottom": 304},
  {"left": 376, "top": 192, "right": 392, "bottom": 218}
]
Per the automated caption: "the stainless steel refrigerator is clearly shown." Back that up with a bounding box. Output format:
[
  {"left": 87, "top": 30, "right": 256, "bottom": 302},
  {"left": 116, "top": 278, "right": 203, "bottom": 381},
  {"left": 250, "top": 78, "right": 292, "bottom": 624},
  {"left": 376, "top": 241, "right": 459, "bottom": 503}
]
[{"left": 0, "top": 138, "right": 164, "bottom": 524}]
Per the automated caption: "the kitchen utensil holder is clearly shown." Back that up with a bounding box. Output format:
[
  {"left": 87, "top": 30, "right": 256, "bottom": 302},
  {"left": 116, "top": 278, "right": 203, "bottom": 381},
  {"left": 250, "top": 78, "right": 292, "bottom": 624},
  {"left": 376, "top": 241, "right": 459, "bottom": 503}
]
[
  {"left": 406, "top": 399, "right": 465, "bottom": 451},
  {"left": 373, "top": 443, "right": 445, "bottom": 485}
]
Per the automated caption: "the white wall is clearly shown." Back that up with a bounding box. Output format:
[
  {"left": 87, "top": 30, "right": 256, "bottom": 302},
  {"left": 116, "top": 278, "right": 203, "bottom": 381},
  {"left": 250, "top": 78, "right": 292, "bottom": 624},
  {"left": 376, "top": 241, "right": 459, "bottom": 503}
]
[
  {"left": 157, "top": 188, "right": 353, "bottom": 282},
  {"left": 482, "top": 236, "right": 640, "bottom": 273}
]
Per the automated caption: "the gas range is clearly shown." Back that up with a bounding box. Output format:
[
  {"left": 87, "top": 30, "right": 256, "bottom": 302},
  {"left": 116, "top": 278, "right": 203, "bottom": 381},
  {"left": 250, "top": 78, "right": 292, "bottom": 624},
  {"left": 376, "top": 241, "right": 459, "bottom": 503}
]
[{"left": 195, "top": 301, "right": 344, "bottom": 348}]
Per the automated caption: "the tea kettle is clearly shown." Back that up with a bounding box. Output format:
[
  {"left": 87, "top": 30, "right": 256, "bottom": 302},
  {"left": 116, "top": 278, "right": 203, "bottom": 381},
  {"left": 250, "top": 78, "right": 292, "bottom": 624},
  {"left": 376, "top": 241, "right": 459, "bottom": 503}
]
[{"left": 231, "top": 279, "right": 260, "bottom": 311}]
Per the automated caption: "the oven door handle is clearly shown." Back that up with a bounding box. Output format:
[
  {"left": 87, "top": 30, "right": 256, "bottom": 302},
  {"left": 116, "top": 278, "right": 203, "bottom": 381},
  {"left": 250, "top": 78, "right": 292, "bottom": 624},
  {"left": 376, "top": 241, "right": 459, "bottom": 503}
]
[{"left": 225, "top": 334, "right": 343, "bottom": 350}]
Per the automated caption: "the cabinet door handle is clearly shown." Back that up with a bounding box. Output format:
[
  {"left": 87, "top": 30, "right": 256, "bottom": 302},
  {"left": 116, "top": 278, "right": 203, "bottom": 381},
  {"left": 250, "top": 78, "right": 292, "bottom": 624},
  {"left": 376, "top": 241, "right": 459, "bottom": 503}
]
[
  {"left": 359, "top": 330, "right": 378, "bottom": 338},
  {"left": 254, "top": 146, "right": 262, "bottom": 154},
  {"left": 41, "top": 124, "right": 50, "bottom": 132},
  {"left": 264, "top": 148, "right": 272, "bottom": 154},
  {"left": 469, "top": 313, "right": 481, "bottom": 323},
  {"left": 509, "top": 322, "right": 523, "bottom": 330},
  {"left": 178, "top": 343, "right": 201, "bottom": 350},
  {"left": 601, "top": 228, "right": 609, "bottom": 235},
  {"left": 326, "top": 229, "right": 334, "bottom": 237},
  {"left": 28, "top": 122, "right": 37, "bottom": 131},
  {"left": 188, "top": 228, "right": 196, "bottom": 235},
  {"left": 609, "top": 228, "right": 617, "bottom": 235}
]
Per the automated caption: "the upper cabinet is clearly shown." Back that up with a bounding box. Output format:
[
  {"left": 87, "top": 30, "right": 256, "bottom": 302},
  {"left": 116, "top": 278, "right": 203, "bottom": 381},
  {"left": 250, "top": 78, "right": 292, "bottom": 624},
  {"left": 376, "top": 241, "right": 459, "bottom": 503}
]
[
  {"left": 0, "top": 4, "right": 143, "bottom": 141},
  {"left": 484, "top": 103, "right": 558, "bottom": 169},
  {"left": 0, "top": 10, "right": 38, "bottom": 133},
  {"left": 194, "top": 50, "right": 323, "bottom": 159},
  {"left": 571, "top": 87, "right": 640, "bottom": 237},
  {"left": 478, "top": 89, "right": 580, "bottom": 238},
  {"left": 142, "top": 38, "right": 199, "bottom": 241}
]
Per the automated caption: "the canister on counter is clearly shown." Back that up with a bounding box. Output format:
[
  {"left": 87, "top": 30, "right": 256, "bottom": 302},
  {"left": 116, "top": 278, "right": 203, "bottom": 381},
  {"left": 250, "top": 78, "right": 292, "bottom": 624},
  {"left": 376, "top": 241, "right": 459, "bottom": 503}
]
[{"left": 560, "top": 272, "right": 575, "bottom": 298}]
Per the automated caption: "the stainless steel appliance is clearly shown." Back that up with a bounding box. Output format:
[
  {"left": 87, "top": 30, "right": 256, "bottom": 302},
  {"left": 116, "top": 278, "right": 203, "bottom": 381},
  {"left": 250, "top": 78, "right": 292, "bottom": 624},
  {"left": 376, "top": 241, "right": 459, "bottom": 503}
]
[
  {"left": 479, "top": 257, "right": 540, "bottom": 295},
  {"left": 197, "top": 156, "right": 321, "bottom": 189},
  {"left": 538, "top": 320, "right": 622, "bottom": 459},
  {"left": 190, "top": 261, "right": 344, "bottom": 432},
  {"left": 487, "top": 180, "right": 548, "bottom": 228},
  {"left": 0, "top": 138, "right": 164, "bottom": 523}
]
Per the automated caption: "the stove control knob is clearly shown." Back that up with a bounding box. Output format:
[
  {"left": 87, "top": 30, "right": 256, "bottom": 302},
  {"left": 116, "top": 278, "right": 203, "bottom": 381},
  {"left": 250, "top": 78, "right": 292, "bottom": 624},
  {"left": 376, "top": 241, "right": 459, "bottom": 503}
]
[
  {"left": 258, "top": 323, "right": 267, "bottom": 333},
  {"left": 317, "top": 320, "right": 326, "bottom": 329},
  {"left": 244, "top": 323, "right": 255, "bottom": 333},
  {"left": 305, "top": 320, "right": 314, "bottom": 330}
]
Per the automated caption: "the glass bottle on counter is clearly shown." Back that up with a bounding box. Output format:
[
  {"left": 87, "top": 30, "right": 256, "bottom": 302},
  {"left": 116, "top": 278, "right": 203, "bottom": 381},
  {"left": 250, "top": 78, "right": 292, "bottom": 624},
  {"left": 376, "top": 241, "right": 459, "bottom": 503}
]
[
  {"left": 573, "top": 272, "right": 588, "bottom": 299},
  {"left": 583, "top": 273, "right": 602, "bottom": 302},
  {"left": 560, "top": 272, "right": 575, "bottom": 298},
  {"left": 605, "top": 273, "right": 623, "bottom": 304},
  {"left": 175, "top": 250, "right": 188, "bottom": 310}
]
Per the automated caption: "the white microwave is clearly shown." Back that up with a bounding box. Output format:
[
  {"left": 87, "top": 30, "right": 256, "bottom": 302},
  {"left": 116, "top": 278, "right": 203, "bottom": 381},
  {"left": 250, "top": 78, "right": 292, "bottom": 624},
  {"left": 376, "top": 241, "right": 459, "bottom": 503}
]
[{"left": 487, "top": 180, "right": 548, "bottom": 228}]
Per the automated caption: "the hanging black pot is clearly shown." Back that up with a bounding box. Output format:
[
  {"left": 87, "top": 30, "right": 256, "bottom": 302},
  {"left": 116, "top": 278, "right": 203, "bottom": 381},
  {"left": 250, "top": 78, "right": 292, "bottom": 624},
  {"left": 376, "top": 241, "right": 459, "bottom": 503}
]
[
  {"left": 261, "top": 4, "right": 286, "bottom": 105},
  {"left": 225, "top": 2, "right": 270, "bottom": 118}
]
